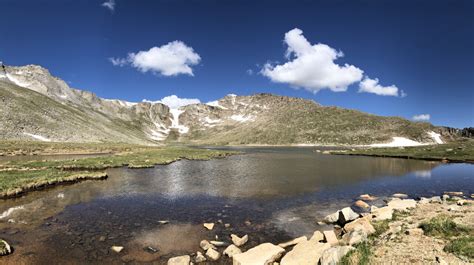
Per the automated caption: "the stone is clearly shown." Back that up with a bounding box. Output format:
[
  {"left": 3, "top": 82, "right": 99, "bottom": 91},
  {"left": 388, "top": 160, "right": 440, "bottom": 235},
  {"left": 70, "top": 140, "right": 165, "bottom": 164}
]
[
  {"left": 430, "top": 196, "right": 442, "bottom": 204},
  {"left": 210, "top": 240, "right": 228, "bottom": 247},
  {"left": 323, "top": 211, "right": 339, "bottom": 224},
  {"left": 392, "top": 193, "right": 409, "bottom": 199},
  {"left": 358, "top": 194, "right": 377, "bottom": 201},
  {"left": 167, "top": 255, "right": 191, "bottom": 265},
  {"left": 343, "top": 217, "right": 375, "bottom": 235},
  {"left": 203, "top": 223, "right": 215, "bottom": 230},
  {"left": 320, "top": 246, "right": 354, "bottom": 265},
  {"left": 223, "top": 244, "right": 242, "bottom": 257},
  {"left": 278, "top": 236, "right": 307, "bottom": 248},
  {"left": 418, "top": 197, "right": 430, "bottom": 204},
  {"left": 158, "top": 220, "right": 169, "bottom": 225},
  {"left": 369, "top": 205, "right": 379, "bottom": 212},
  {"left": 111, "top": 246, "right": 124, "bottom": 253},
  {"left": 448, "top": 205, "right": 462, "bottom": 212},
  {"left": 0, "top": 239, "right": 12, "bottom": 256},
  {"left": 371, "top": 206, "right": 393, "bottom": 221},
  {"left": 387, "top": 199, "right": 417, "bottom": 211},
  {"left": 471, "top": 194, "right": 474, "bottom": 199},
  {"left": 225, "top": 223, "right": 231, "bottom": 228},
  {"left": 342, "top": 228, "right": 367, "bottom": 245},
  {"left": 98, "top": 236, "right": 106, "bottom": 242},
  {"left": 206, "top": 248, "right": 221, "bottom": 261},
  {"left": 323, "top": 230, "right": 338, "bottom": 246},
  {"left": 233, "top": 243, "right": 285, "bottom": 265},
  {"left": 280, "top": 239, "right": 330, "bottom": 265},
  {"left": 405, "top": 228, "right": 423, "bottom": 236},
  {"left": 200, "top": 240, "right": 215, "bottom": 250},
  {"left": 231, "top": 234, "right": 249, "bottom": 247},
  {"left": 353, "top": 200, "right": 370, "bottom": 209},
  {"left": 442, "top": 194, "right": 450, "bottom": 201},
  {"left": 436, "top": 256, "right": 448, "bottom": 265},
  {"left": 195, "top": 251, "right": 206, "bottom": 263},
  {"left": 338, "top": 207, "right": 359, "bottom": 224},
  {"left": 310, "top": 231, "right": 324, "bottom": 242},
  {"left": 457, "top": 199, "right": 468, "bottom": 206},
  {"left": 444, "top": 191, "right": 463, "bottom": 196}
]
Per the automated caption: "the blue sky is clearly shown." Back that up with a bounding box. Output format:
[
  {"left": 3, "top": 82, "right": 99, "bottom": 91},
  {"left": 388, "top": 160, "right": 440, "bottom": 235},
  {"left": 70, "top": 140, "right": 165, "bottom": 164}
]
[{"left": 1, "top": 0, "right": 473, "bottom": 128}]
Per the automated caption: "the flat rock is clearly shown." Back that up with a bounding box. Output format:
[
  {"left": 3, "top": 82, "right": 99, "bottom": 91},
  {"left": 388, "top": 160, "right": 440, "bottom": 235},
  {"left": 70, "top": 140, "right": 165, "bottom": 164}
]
[
  {"left": 203, "top": 223, "right": 215, "bottom": 230},
  {"left": 206, "top": 248, "right": 221, "bottom": 261},
  {"left": 280, "top": 239, "right": 330, "bottom": 265},
  {"left": 323, "top": 230, "right": 338, "bottom": 246},
  {"left": 231, "top": 234, "right": 249, "bottom": 247},
  {"left": 310, "top": 231, "right": 324, "bottom": 242},
  {"left": 387, "top": 199, "right": 417, "bottom": 211},
  {"left": 320, "top": 246, "right": 354, "bottom": 265},
  {"left": 444, "top": 191, "right": 463, "bottom": 196},
  {"left": 233, "top": 243, "right": 285, "bottom": 265},
  {"left": 168, "top": 255, "right": 191, "bottom": 265},
  {"left": 338, "top": 207, "right": 359, "bottom": 224},
  {"left": 278, "top": 236, "right": 307, "bottom": 248},
  {"left": 223, "top": 244, "right": 242, "bottom": 257}
]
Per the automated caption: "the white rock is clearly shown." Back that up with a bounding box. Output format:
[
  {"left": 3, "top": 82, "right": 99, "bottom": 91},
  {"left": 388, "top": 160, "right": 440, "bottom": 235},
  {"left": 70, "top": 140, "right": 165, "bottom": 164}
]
[
  {"left": 223, "top": 244, "right": 242, "bottom": 257},
  {"left": 278, "top": 236, "right": 307, "bottom": 248},
  {"left": 206, "top": 248, "right": 221, "bottom": 261},
  {"left": 203, "top": 223, "right": 215, "bottom": 230},
  {"left": 323, "top": 230, "right": 338, "bottom": 246},
  {"left": 195, "top": 251, "right": 206, "bottom": 263},
  {"left": 210, "top": 240, "right": 228, "bottom": 247},
  {"left": 280, "top": 239, "right": 330, "bottom": 265},
  {"left": 338, "top": 207, "right": 359, "bottom": 224},
  {"left": 231, "top": 234, "right": 249, "bottom": 247},
  {"left": 430, "top": 196, "right": 442, "bottom": 204},
  {"left": 371, "top": 206, "right": 393, "bottom": 221},
  {"left": 310, "top": 231, "right": 324, "bottom": 242},
  {"left": 418, "top": 197, "right": 430, "bottom": 204},
  {"left": 200, "top": 240, "right": 215, "bottom": 250},
  {"left": 323, "top": 211, "right": 339, "bottom": 224},
  {"left": 168, "top": 255, "right": 191, "bottom": 265},
  {"left": 111, "top": 246, "right": 124, "bottom": 253},
  {"left": 0, "top": 239, "right": 12, "bottom": 256},
  {"left": 342, "top": 228, "right": 367, "bottom": 245},
  {"left": 233, "top": 243, "right": 285, "bottom": 265},
  {"left": 320, "top": 246, "right": 354, "bottom": 265},
  {"left": 392, "top": 193, "right": 409, "bottom": 199}
]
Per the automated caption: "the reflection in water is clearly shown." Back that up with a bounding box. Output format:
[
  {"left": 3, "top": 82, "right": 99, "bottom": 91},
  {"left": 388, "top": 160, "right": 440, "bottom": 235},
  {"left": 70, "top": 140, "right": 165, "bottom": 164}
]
[{"left": 0, "top": 147, "right": 472, "bottom": 264}]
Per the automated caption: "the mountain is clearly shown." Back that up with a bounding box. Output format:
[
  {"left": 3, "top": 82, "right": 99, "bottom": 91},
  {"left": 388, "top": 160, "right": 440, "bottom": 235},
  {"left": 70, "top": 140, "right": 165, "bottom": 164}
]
[{"left": 0, "top": 64, "right": 459, "bottom": 146}]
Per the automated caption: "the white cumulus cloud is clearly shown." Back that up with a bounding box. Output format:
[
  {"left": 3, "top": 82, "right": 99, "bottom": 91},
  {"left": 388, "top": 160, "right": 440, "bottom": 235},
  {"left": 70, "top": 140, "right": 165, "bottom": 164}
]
[
  {"left": 142, "top": 95, "right": 201, "bottom": 109},
  {"left": 358, "top": 76, "right": 403, "bottom": 97},
  {"left": 111, "top": 41, "right": 201, "bottom": 77},
  {"left": 102, "top": 0, "right": 115, "bottom": 11},
  {"left": 412, "top": 114, "right": 430, "bottom": 121},
  {"left": 261, "top": 28, "right": 364, "bottom": 93}
]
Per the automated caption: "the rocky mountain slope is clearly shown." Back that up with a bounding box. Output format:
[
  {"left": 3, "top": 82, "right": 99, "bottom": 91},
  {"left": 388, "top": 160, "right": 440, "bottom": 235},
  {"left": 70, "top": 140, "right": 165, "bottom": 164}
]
[{"left": 0, "top": 64, "right": 459, "bottom": 145}]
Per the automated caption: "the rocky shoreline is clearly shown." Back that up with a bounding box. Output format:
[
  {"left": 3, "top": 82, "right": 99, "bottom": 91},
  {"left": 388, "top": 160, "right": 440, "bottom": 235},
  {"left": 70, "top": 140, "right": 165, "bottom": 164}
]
[{"left": 157, "top": 192, "right": 473, "bottom": 264}]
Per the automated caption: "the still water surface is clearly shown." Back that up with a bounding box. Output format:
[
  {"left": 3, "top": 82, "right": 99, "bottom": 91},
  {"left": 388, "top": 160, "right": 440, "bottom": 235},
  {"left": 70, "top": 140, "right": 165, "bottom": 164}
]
[{"left": 0, "top": 147, "right": 472, "bottom": 264}]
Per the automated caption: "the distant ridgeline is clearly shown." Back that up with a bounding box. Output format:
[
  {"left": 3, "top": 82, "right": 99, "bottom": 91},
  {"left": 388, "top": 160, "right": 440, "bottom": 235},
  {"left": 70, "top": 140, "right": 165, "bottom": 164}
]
[{"left": 0, "top": 63, "right": 466, "bottom": 146}]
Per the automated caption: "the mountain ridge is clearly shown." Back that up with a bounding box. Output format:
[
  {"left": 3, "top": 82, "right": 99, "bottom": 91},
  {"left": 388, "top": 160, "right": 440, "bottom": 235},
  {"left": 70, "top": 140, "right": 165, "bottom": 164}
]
[{"left": 0, "top": 63, "right": 461, "bottom": 146}]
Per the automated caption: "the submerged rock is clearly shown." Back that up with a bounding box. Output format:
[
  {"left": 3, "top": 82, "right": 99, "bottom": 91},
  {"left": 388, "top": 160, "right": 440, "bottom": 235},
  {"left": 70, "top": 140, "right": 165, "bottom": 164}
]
[
  {"left": 231, "top": 234, "right": 248, "bottom": 247},
  {"left": 199, "top": 240, "right": 215, "bottom": 250},
  {"left": 358, "top": 194, "right": 377, "bottom": 201},
  {"left": 353, "top": 200, "right": 370, "bottom": 209},
  {"left": 0, "top": 239, "right": 11, "bottom": 256},
  {"left": 392, "top": 193, "right": 409, "bottom": 199},
  {"left": 195, "top": 251, "right": 206, "bottom": 263},
  {"left": 233, "top": 243, "right": 285, "bottom": 265},
  {"left": 320, "top": 246, "right": 354, "bottom": 265},
  {"left": 111, "top": 246, "right": 124, "bottom": 253},
  {"left": 168, "top": 255, "right": 191, "bottom": 265}
]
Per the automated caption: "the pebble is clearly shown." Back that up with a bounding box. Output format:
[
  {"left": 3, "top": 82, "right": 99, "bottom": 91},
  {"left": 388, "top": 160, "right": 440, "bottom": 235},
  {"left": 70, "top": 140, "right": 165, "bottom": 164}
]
[
  {"left": 203, "top": 223, "right": 215, "bottom": 230},
  {"left": 111, "top": 246, "right": 123, "bottom": 253}
]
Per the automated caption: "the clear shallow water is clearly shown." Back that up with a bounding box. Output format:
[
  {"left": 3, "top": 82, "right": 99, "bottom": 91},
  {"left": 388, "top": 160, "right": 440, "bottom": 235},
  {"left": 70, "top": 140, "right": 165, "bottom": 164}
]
[{"left": 0, "top": 147, "right": 472, "bottom": 264}]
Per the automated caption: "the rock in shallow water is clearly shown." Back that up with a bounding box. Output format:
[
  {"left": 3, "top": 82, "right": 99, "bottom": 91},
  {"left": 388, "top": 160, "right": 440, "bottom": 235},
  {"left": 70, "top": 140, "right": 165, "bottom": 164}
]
[
  {"left": 206, "top": 248, "right": 221, "bottom": 261},
  {"left": 338, "top": 207, "right": 360, "bottom": 224},
  {"left": 223, "top": 244, "right": 242, "bottom": 257},
  {"left": 231, "top": 234, "right": 248, "bottom": 247},
  {"left": 203, "top": 223, "right": 214, "bottom": 230},
  {"left": 0, "top": 239, "right": 11, "bottom": 256}
]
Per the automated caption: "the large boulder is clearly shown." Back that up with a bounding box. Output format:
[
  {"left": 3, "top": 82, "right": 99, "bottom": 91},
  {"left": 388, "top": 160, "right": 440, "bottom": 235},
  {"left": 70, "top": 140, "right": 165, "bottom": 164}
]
[
  {"left": 278, "top": 236, "right": 307, "bottom": 248},
  {"left": 322, "top": 230, "right": 338, "bottom": 246},
  {"left": 323, "top": 211, "right": 339, "bottom": 224},
  {"left": 320, "top": 246, "right": 354, "bottom": 265},
  {"left": 223, "top": 244, "right": 242, "bottom": 258},
  {"left": 280, "top": 240, "right": 330, "bottom": 265},
  {"left": 343, "top": 217, "right": 375, "bottom": 235},
  {"left": 341, "top": 228, "right": 367, "bottom": 246},
  {"left": 233, "top": 243, "right": 285, "bottom": 265},
  {"left": 371, "top": 206, "right": 393, "bottom": 221},
  {"left": 168, "top": 255, "right": 191, "bottom": 265}
]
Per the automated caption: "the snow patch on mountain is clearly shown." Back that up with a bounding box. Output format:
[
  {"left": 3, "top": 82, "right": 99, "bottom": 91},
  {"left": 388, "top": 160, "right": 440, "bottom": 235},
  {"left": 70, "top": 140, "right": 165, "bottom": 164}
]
[
  {"left": 6, "top": 73, "right": 31, "bottom": 88},
  {"left": 231, "top": 114, "right": 254, "bottom": 122},
  {"left": 206, "top": 100, "right": 228, "bottom": 109},
  {"left": 23, "top": 132, "right": 51, "bottom": 142},
  {"left": 169, "top": 108, "right": 189, "bottom": 134},
  {"left": 369, "top": 137, "right": 424, "bottom": 147},
  {"left": 428, "top": 131, "right": 443, "bottom": 144}
]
